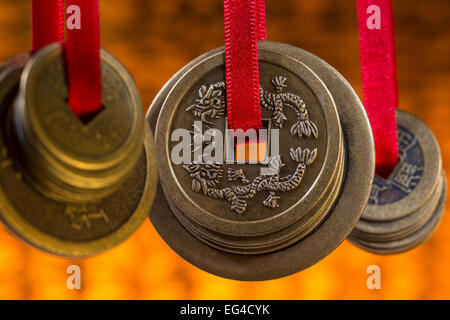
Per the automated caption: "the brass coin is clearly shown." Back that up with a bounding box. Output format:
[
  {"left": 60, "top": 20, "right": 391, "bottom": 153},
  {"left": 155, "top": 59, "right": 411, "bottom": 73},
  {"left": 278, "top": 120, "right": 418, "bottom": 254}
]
[
  {"left": 350, "top": 173, "right": 446, "bottom": 255},
  {"left": 0, "top": 52, "right": 157, "bottom": 257},
  {"left": 156, "top": 46, "right": 343, "bottom": 237},
  {"left": 13, "top": 43, "right": 144, "bottom": 202},
  {"left": 147, "top": 41, "right": 374, "bottom": 280},
  {"left": 349, "top": 109, "right": 445, "bottom": 255},
  {"left": 361, "top": 110, "right": 442, "bottom": 222},
  {"left": 352, "top": 173, "right": 443, "bottom": 242}
]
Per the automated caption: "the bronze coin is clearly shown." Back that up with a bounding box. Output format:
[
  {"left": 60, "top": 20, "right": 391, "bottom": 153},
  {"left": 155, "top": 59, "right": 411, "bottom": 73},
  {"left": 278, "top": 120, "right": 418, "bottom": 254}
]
[
  {"left": 0, "top": 52, "right": 157, "bottom": 257},
  {"left": 350, "top": 173, "right": 446, "bottom": 255},
  {"left": 361, "top": 110, "right": 442, "bottom": 222},
  {"left": 156, "top": 46, "right": 343, "bottom": 237},
  {"left": 13, "top": 43, "right": 145, "bottom": 202},
  {"left": 147, "top": 41, "right": 374, "bottom": 280}
]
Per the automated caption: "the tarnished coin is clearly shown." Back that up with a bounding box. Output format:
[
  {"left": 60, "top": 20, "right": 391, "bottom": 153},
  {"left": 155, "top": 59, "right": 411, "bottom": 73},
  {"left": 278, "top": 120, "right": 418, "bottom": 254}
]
[
  {"left": 13, "top": 43, "right": 144, "bottom": 202},
  {"left": 0, "top": 47, "right": 157, "bottom": 257},
  {"left": 350, "top": 174, "right": 446, "bottom": 255},
  {"left": 352, "top": 174, "right": 443, "bottom": 242},
  {"left": 147, "top": 41, "right": 374, "bottom": 280},
  {"left": 158, "top": 47, "right": 343, "bottom": 238},
  {"left": 156, "top": 45, "right": 344, "bottom": 249},
  {"left": 360, "top": 110, "right": 442, "bottom": 222},
  {"left": 163, "top": 140, "right": 345, "bottom": 254},
  {"left": 349, "top": 110, "right": 445, "bottom": 255}
]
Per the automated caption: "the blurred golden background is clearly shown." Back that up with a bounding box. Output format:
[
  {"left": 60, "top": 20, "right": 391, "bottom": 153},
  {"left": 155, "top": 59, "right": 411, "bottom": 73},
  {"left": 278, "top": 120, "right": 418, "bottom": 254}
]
[{"left": 0, "top": 0, "right": 449, "bottom": 300}]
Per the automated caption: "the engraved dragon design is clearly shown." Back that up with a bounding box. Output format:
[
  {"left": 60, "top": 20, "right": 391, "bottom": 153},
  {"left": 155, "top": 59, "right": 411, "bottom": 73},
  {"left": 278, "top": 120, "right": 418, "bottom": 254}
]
[
  {"left": 183, "top": 148, "right": 317, "bottom": 215},
  {"left": 186, "top": 76, "right": 318, "bottom": 138},
  {"left": 182, "top": 76, "right": 319, "bottom": 215}
]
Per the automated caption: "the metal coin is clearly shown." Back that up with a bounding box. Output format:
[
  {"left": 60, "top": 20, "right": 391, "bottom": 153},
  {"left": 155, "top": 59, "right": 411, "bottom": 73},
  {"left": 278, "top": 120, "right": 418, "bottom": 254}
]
[
  {"left": 352, "top": 173, "right": 443, "bottom": 242},
  {"left": 163, "top": 141, "right": 344, "bottom": 254},
  {"left": 360, "top": 109, "right": 442, "bottom": 222},
  {"left": 147, "top": 41, "right": 374, "bottom": 280},
  {"left": 349, "top": 109, "right": 445, "bottom": 255},
  {"left": 156, "top": 46, "right": 343, "bottom": 237},
  {"left": 13, "top": 43, "right": 144, "bottom": 202},
  {"left": 350, "top": 173, "right": 446, "bottom": 255},
  {"left": 0, "top": 52, "right": 157, "bottom": 257}
]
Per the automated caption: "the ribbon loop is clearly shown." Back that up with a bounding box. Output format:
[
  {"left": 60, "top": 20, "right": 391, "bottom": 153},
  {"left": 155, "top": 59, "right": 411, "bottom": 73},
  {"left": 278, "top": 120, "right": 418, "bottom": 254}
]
[
  {"left": 224, "top": 0, "right": 266, "bottom": 132},
  {"left": 357, "top": 0, "right": 399, "bottom": 177}
]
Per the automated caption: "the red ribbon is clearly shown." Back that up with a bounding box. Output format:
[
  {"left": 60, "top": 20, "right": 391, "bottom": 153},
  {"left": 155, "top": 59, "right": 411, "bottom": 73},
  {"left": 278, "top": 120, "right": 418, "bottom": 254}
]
[
  {"left": 224, "top": 0, "right": 266, "bottom": 132},
  {"left": 32, "top": 0, "right": 64, "bottom": 51},
  {"left": 357, "top": 0, "right": 399, "bottom": 177},
  {"left": 256, "top": 0, "right": 267, "bottom": 41},
  {"left": 65, "top": 0, "right": 102, "bottom": 118}
]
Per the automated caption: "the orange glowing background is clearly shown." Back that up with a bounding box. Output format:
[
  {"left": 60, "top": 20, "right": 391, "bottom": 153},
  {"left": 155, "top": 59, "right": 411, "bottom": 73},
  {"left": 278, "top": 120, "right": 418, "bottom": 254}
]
[{"left": 0, "top": 0, "right": 449, "bottom": 300}]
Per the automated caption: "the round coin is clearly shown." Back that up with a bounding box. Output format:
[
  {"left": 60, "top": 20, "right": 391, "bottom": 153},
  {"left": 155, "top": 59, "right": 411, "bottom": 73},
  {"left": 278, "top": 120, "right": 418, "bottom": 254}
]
[
  {"left": 350, "top": 173, "right": 446, "bottom": 255},
  {"left": 352, "top": 173, "right": 443, "bottom": 242},
  {"left": 360, "top": 109, "right": 442, "bottom": 222},
  {"left": 157, "top": 47, "right": 343, "bottom": 238},
  {"left": 147, "top": 41, "right": 374, "bottom": 280},
  {"left": 0, "top": 51, "right": 157, "bottom": 257},
  {"left": 13, "top": 43, "right": 144, "bottom": 202}
]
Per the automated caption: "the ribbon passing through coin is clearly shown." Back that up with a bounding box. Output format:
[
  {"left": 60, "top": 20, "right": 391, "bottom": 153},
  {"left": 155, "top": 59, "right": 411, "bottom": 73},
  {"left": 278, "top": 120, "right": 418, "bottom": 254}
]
[
  {"left": 147, "top": 41, "right": 375, "bottom": 281},
  {"left": 0, "top": 44, "right": 157, "bottom": 257},
  {"left": 349, "top": 110, "right": 446, "bottom": 254},
  {"left": 350, "top": 0, "right": 447, "bottom": 255}
]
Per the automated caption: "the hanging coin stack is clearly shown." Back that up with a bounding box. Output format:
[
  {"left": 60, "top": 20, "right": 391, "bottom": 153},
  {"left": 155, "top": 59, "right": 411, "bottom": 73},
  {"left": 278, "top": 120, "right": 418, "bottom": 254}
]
[
  {"left": 349, "top": 110, "right": 446, "bottom": 254},
  {"left": 147, "top": 41, "right": 375, "bottom": 280},
  {"left": 0, "top": 44, "right": 157, "bottom": 257}
]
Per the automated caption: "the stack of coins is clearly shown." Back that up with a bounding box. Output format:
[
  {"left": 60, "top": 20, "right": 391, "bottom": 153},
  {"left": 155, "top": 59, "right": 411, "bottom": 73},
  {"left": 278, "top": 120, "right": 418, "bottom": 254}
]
[
  {"left": 349, "top": 110, "right": 446, "bottom": 254},
  {"left": 148, "top": 41, "right": 375, "bottom": 280},
  {"left": 11, "top": 45, "right": 145, "bottom": 202},
  {"left": 163, "top": 140, "right": 345, "bottom": 255},
  {"left": 157, "top": 45, "right": 347, "bottom": 255},
  {"left": 0, "top": 44, "right": 157, "bottom": 257}
]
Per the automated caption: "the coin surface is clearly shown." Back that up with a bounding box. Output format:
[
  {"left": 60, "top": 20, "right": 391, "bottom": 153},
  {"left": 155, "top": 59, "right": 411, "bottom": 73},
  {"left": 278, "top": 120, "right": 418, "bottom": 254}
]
[
  {"left": 361, "top": 110, "right": 442, "bottom": 222},
  {"left": 350, "top": 174, "right": 446, "bottom": 255},
  {"left": 147, "top": 41, "right": 374, "bottom": 280},
  {"left": 352, "top": 173, "right": 443, "bottom": 242},
  {"left": 13, "top": 43, "right": 144, "bottom": 202},
  {"left": 0, "top": 50, "right": 157, "bottom": 257},
  {"left": 157, "top": 47, "right": 343, "bottom": 237},
  {"left": 349, "top": 109, "right": 445, "bottom": 255},
  {"left": 164, "top": 139, "right": 344, "bottom": 255}
]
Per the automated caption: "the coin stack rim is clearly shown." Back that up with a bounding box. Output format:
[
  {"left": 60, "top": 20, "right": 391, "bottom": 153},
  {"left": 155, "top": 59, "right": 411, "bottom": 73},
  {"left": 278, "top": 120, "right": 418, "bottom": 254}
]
[
  {"left": 0, "top": 52, "right": 158, "bottom": 257},
  {"left": 163, "top": 142, "right": 345, "bottom": 254},
  {"left": 155, "top": 47, "right": 344, "bottom": 237},
  {"left": 147, "top": 41, "right": 375, "bottom": 280},
  {"left": 350, "top": 176, "right": 446, "bottom": 255},
  {"left": 353, "top": 174, "right": 443, "bottom": 242},
  {"left": 12, "top": 43, "right": 145, "bottom": 202},
  {"left": 349, "top": 109, "right": 446, "bottom": 254}
]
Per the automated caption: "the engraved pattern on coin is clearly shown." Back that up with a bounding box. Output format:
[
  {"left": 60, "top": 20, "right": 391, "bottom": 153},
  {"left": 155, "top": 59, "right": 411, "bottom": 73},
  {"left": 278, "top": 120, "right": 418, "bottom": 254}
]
[
  {"left": 64, "top": 204, "right": 109, "bottom": 231},
  {"left": 182, "top": 76, "right": 319, "bottom": 215},
  {"left": 183, "top": 148, "right": 317, "bottom": 214},
  {"left": 0, "top": 49, "right": 157, "bottom": 257},
  {"left": 369, "top": 125, "right": 424, "bottom": 205}
]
